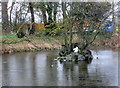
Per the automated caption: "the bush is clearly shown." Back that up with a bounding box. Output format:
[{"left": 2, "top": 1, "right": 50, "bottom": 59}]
[{"left": 35, "top": 29, "right": 46, "bottom": 37}]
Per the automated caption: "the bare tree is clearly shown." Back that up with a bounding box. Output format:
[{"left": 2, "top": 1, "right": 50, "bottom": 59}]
[
  {"left": 46, "top": 2, "right": 53, "bottom": 24},
  {"left": 53, "top": 2, "right": 58, "bottom": 22},
  {"left": 9, "top": 2, "right": 15, "bottom": 24},
  {"left": 61, "top": 2, "right": 112, "bottom": 55},
  {"left": 2, "top": 2, "right": 9, "bottom": 32},
  {"left": 29, "top": 2, "right": 35, "bottom": 35},
  {"left": 40, "top": 3, "right": 47, "bottom": 25},
  {"left": 62, "top": 2, "right": 67, "bottom": 23}
]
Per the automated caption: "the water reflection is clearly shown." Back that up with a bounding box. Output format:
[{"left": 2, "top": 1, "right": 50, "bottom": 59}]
[{"left": 2, "top": 49, "right": 118, "bottom": 86}]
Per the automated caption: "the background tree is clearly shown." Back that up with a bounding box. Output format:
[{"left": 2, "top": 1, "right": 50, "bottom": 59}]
[
  {"left": 9, "top": 2, "right": 15, "bottom": 31},
  {"left": 29, "top": 2, "right": 35, "bottom": 35},
  {"left": 40, "top": 3, "right": 47, "bottom": 25},
  {"left": 46, "top": 2, "right": 53, "bottom": 24},
  {"left": 53, "top": 2, "right": 58, "bottom": 23},
  {"left": 62, "top": 2, "right": 67, "bottom": 23},
  {"left": 2, "top": 2, "right": 10, "bottom": 33}
]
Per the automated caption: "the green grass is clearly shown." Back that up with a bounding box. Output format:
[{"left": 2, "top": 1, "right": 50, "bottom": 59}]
[
  {"left": 1, "top": 31, "right": 112, "bottom": 45},
  {"left": 1, "top": 34, "right": 64, "bottom": 45},
  {"left": 1, "top": 34, "right": 17, "bottom": 38}
]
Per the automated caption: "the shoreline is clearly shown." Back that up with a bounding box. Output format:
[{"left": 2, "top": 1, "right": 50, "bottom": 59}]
[
  {"left": 1, "top": 43, "right": 119, "bottom": 55},
  {"left": 1, "top": 42, "right": 61, "bottom": 54},
  {"left": 1, "top": 33, "right": 120, "bottom": 54}
]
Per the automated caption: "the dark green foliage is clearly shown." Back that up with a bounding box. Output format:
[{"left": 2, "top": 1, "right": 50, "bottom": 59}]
[
  {"left": 17, "top": 32, "right": 25, "bottom": 38},
  {"left": 59, "top": 45, "right": 69, "bottom": 57},
  {"left": 29, "top": 27, "right": 35, "bottom": 35}
]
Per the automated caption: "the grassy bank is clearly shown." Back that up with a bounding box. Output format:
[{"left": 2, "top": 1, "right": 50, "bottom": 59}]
[
  {"left": 1, "top": 34, "right": 63, "bottom": 54},
  {"left": 1, "top": 32, "right": 120, "bottom": 54}
]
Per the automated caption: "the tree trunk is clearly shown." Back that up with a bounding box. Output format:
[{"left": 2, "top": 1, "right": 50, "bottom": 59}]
[
  {"left": 53, "top": 2, "right": 58, "bottom": 22},
  {"left": 29, "top": 2, "right": 35, "bottom": 35},
  {"left": 62, "top": 2, "right": 67, "bottom": 46},
  {"left": 2, "top": 2, "right": 10, "bottom": 33},
  {"left": 47, "top": 2, "right": 53, "bottom": 24},
  {"left": 112, "top": 1, "right": 115, "bottom": 31},
  {"left": 41, "top": 4, "right": 47, "bottom": 26},
  {"left": 62, "top": 2, "right": 67, "bottom": 23},
  {"left": 9, "top": 2, "right": 15, "bottom": 31}
]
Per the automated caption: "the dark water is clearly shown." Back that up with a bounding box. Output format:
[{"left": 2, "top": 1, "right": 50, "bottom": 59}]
[{"left": 2, "top": 49, "right": 119, "bottom": 86}]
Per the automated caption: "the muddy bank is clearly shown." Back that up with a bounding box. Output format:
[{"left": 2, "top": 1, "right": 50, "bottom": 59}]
[
  {"left": 1, "top": 33, "right": 120, "bottom": 54},
  {"left": 1, "top": 41, "right": 61, "bottom": 54},
  {"left": 93, "top": 33, "right": 120, "bottom": 48},
  {"left": 1, "top": 42, "right": 119, "bottom": 55}
]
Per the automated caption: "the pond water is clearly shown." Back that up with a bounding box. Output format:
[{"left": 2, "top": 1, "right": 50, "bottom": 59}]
[{"left": 2, "top": 49, "right": 119, "bottom": 86}]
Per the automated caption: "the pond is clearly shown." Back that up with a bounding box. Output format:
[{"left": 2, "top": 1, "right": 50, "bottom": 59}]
[{"left": 2, "top": 49, "right": 119, "bottom": 86}]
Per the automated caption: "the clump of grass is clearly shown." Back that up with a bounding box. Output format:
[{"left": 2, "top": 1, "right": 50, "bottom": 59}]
[{"left": 3, "top": 34, "right": 17, "bottom": 38}]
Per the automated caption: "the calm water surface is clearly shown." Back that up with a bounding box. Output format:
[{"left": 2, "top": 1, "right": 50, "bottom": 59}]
[{"left": 2, "top": 49, "right": 119, "bottom": 86}]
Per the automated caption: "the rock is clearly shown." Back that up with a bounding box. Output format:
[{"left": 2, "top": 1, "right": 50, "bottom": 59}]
[{"left": 78, "top": 55, "right": 85, "bottom": 61}]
